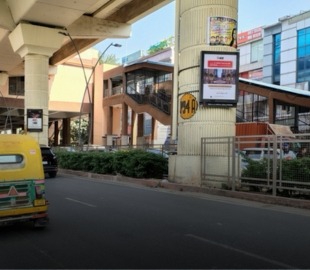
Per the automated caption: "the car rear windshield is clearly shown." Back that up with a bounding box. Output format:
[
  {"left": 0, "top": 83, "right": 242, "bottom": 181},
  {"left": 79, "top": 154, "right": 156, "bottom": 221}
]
[{"left": 41, "top": 148, "right": 52, "bottom": 155}]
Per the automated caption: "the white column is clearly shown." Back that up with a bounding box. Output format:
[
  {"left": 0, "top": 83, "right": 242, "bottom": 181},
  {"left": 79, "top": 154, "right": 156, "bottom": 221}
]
[
  {"left": 169, "top": 0, "right": 238, "bottom": 186},
  {"left": 9, "top": 23, "right": 64, "bottom": 145},
  {"left": 24, "top": 54, "right": 49, "bottom": 145}
]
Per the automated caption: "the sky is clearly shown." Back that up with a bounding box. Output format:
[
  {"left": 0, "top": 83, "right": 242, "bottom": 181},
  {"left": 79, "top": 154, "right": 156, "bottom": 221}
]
[{"left": 94, "top": 0, "right": 310, "bottom": 61}]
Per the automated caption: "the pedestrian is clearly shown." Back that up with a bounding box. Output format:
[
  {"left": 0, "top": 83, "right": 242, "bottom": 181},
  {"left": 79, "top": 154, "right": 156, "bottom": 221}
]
[
  {"left": 282, "top": 143, "right": 296, "bottom": 160},
  {"left": 297, "top": 146, "right": 309, "bottom": 158}
]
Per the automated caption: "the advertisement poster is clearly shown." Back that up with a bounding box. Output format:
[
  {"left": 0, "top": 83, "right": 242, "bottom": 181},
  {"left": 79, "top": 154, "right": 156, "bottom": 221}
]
[
  {"left": 200, "top": 51, "right": 239, "bottom": 106},
  {"left": 27, "top": 109, "right": 43, "bottom": 131},
  {"left": 208, "top": 17, "right": 237, "bottom": 48}
]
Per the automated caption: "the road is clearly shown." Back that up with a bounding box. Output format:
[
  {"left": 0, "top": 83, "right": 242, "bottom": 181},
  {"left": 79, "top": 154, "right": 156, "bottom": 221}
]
[{"left": 1, "top": 173, "right": 310, "bottom": 269}]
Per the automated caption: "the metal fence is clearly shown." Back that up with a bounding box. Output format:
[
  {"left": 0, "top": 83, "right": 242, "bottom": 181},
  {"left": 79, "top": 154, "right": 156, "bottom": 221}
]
[{"left": 201, "top": 133, "right": 310, "bottom": 198}]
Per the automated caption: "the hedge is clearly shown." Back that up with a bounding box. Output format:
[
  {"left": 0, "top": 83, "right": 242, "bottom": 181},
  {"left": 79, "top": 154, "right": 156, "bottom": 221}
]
[{"left": 54, "top": 149, "right": 168, "bottom": 179}]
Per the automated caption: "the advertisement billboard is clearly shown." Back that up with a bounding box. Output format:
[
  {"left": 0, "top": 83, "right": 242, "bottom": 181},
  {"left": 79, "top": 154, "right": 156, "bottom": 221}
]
[
  {"left": 200, "top": 51, "right": 239, "bottom": 106},
  {"left": 27, "top": 109, "right": 43, "bottom": 132}
]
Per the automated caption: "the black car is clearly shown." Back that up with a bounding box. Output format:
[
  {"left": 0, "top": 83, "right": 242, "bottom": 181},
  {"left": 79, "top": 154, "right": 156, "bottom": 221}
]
[{"left": 40, "top": 145, "right": 58, "bottom": 178}]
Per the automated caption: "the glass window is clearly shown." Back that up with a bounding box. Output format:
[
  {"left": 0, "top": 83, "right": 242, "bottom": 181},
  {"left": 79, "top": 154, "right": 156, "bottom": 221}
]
[
  {"left": 297, "top": 27, "right": 310, "bottom": 83},
  {"left": 0, "top": 154, "right": 23, "bottom": 164},
  {"left": 273, "top": 33, "right": 281, "bottom": 85},
  {"left": 251, "top": 40, "right": 263, "bottom": 63},
  {"left": 9, "top": 77, "right": 25, "bottom": 96}
]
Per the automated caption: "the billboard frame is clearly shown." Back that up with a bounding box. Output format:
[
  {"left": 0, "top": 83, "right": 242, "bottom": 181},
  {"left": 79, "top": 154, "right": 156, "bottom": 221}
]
[{"left": 200, "top": 50, "right": 239, "bottom": 107}]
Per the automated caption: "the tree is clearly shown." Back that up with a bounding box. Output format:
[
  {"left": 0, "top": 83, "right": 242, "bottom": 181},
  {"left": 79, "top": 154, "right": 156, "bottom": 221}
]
[
  {"left": 70, "top": 118, "right": 89, "bottom": 145},
  {"left": 98, "top": 52, "right": 119, "bottom": 65},
  {"left": 147, "top": 36, "right": 174, "bottom": 55}
]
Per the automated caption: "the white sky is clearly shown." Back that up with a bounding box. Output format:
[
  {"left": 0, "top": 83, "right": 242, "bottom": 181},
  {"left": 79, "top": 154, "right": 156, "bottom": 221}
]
[{"left": 95, "top": 0, "right": 310, "bottom": 59}]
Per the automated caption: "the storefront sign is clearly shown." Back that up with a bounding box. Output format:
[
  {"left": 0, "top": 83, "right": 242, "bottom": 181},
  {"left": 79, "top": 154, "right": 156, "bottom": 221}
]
[{"left": 238, "top": 27, "right": 262, "bottom": 45}]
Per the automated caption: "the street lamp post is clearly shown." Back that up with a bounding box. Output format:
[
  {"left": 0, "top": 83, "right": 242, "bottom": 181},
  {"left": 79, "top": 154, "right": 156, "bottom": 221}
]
[
  {"left": 58, "top": 31, "right": 121, "bottom": 148},
  {"left": 87, "top": 43, "right": 122, "bottom": 149}
]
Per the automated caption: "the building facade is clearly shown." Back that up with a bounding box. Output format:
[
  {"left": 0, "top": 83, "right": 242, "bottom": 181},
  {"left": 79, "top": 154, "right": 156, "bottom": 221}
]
[
  {"left": 95, "top": 47, "right": 174, "bottom": 147},
  {"left": 236, "top": 10, "right": 310, "bottom": 133},
  {"left": 238, "top": 27, "right": 264, "bottom": 80}
]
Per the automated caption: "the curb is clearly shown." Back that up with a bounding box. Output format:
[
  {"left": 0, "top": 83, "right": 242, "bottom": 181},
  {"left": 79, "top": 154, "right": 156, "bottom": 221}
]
[{"left": 58, "top": 169, "right": 310, "bottom": 210}]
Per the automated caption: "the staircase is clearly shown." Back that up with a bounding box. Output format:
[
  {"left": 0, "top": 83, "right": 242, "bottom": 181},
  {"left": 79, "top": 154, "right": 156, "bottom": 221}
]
[{"left": 102, "top": 92, "right": 172, "bottom": 126}]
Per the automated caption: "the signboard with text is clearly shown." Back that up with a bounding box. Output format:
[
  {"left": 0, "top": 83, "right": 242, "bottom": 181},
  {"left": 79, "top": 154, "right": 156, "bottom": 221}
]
[
  {"left": 237, "top": 27, "right": 262, "bottom": 45},
  {"left": 180, "top": 93, "right": 198, "bottom": 119},
  {"left": 27, "top": 109, "right": 43, "bottom": 132},
  {"left": 200, "top": 51, "right": 239, "bottom": 106}
]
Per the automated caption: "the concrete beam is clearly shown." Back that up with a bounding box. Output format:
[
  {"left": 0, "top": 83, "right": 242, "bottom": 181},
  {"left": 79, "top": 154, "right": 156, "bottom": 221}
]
[
  {"left": 67, "top": 15, "right": 131, "bottom": 39},
  {"left": 0, "top": 0, "right": 16, "bottom": 31},
  {"left": 9, "top": 23, "right": 64, "bottom": 58}
]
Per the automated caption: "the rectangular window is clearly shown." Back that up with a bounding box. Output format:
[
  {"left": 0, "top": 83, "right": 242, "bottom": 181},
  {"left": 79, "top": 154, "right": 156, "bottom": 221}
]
[
  {"left": 9, "top": 77, "right": 25, "bottom": 96},
  {"left": 0, "top": 154, "right": 23, "bottom": 164},
  {"left": 273, "top": 34, "right": 281, "bottom": 85},
  {"left": 251, "top": 40, "right": 263, "bottom": 63},
  {"left": 297, "top": 27, "right": 310, "bottom": 83}
]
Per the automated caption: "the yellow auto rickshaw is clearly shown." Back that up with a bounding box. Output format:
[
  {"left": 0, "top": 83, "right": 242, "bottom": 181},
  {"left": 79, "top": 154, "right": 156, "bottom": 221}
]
[{"left": 0, "top": 134, "right": 49, "bottom": 227}]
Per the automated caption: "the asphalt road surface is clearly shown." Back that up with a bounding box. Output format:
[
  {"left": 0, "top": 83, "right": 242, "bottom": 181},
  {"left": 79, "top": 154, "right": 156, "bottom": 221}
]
[{"left": 1, "top": 173, "right": 310, "bottom": 269}]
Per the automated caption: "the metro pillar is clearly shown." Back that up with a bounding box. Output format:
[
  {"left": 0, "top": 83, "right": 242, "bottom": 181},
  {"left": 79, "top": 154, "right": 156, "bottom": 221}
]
[
  {"left": 170, "top": 0, "right": 238, "bottom": 186},
  {"left": 9, "top": 23, "right": 63, "bottom": 145}
]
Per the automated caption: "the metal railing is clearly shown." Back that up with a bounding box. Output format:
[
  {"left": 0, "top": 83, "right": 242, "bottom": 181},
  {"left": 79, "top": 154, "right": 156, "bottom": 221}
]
[{"left": 201, "top": 134, "right": 310, "bottom": 199}]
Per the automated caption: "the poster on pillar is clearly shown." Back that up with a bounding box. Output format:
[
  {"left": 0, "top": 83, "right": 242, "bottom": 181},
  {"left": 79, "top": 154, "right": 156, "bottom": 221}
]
[
  {"left": 27, "top": 109, "right": 43, "bottom": 132},
  {"left": 200, "top": 51, "right": 239, "bottom": 106},
  {"left": 208, "top": 17, "right": 237, "bottom": 48}
]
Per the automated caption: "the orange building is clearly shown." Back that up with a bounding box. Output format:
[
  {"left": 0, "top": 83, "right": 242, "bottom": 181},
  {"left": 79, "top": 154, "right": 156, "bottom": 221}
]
[{"left": 0, "top": 47, "right": 174, "bottom": 147}]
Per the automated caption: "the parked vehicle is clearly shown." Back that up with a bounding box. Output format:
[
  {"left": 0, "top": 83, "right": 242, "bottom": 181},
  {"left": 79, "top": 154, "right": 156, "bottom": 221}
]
[
  {"left": 240, "top": 147, "right": 282, "bottom": 169},
  {"left": 40, "top": 145, "right": 58, "bottom": 178},
  {"left": 0, "top": 134, "right": 49, "bottom": 227},
  {"left": 242, "top": 147, "right": 282, "bottom": 161},
  {"left": 146, "top": 148, "right": 169, "bottom": 159}
]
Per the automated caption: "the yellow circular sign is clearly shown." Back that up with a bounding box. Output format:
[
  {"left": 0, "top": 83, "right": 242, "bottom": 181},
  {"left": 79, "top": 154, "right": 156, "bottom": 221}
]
[{"left": 180, "top": 93, "right": 198, "bottom": 119}]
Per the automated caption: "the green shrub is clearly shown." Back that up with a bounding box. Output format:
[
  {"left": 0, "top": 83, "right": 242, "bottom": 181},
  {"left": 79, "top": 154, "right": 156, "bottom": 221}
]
[
  {"left": 282, "top": 158, "right": 310, "bottom": 182},
  {"left": 242, "top": 158, "right": 272, "bottom": 178},
  {"left": 242, "top": 157, "right": 310, "bottom": 183},
  {"left": 54, "top": 149, "right": 168, "bottom": 179}
]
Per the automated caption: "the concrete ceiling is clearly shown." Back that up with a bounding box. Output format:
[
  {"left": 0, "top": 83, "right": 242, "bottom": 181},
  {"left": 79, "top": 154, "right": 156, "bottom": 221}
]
[{"left": 0, "top": 0, "right": 172, "bottom": 76}]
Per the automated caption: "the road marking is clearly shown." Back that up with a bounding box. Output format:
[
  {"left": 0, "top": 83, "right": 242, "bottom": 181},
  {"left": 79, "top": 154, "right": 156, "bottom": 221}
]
[
  {"left": 65, "top": 197, "right": 96, "bottom": 208},
  {"left": 185, "top": 234, "right": 296, "bottom": 269}
]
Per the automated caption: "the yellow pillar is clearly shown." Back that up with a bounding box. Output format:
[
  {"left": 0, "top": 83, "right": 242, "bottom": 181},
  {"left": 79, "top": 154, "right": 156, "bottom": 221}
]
[{"left": 170, "top": 0, "right": 238, "bottom": 186}]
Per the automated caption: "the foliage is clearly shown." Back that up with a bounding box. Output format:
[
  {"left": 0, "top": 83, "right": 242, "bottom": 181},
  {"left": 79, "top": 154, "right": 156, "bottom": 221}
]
[
  {"left": 242, "top": 159, "right": 271, "bottom": 178},
  {"left": 70, "top": 118, "right": 88, "bottom": 145},
  {"left": 112, "top": 149, "right": 168, "bottom": 178},
  {"left": 147, "top": 36, "right": 174, "bottom": 55},
  {"left": 98, "top": 53, "right": 119, "bottom": 65},
  {"left": 281, "top": 158, "right": 310, "bottom": 182},
  {"left": 54, "top": 148, "right": 168, "bottom": 179},
  {"left": 242, "top": 157, "right": 310, "bottom": 183}
]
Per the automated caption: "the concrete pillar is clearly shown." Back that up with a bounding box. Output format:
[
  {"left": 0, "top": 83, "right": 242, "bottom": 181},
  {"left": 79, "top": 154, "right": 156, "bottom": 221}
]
[
  {"left": 54, "top": 121, "right": 59, "bottom": 146},
  {"left": 131, "top": 111, "right": 137, "bottom": 145},
  {"left": 121, "top": 103, "right": 128, "bottom": 136},
  {"left": 137, "top": 114, "right": 144, "bottom": 137},
  {"left": 8, "top": 23, "right": 63, "bottom": 145},
  {"left": 107, "top": 106, "right": 113, "bottom": 134},
  {"left": 0, "top": 72, "right": 8, "bottom": 86},
  {"left": 24, "top": 54, "right": 49, "bottom": 144},
  {"left": 169, "top": 0, "right": 238, "bottom": 186},
  {"left": 151, "top": 117, "right": 156, "bottom": 143},
  {"left": 62, "top": 118, "right": 71, "bottom": 145}
]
